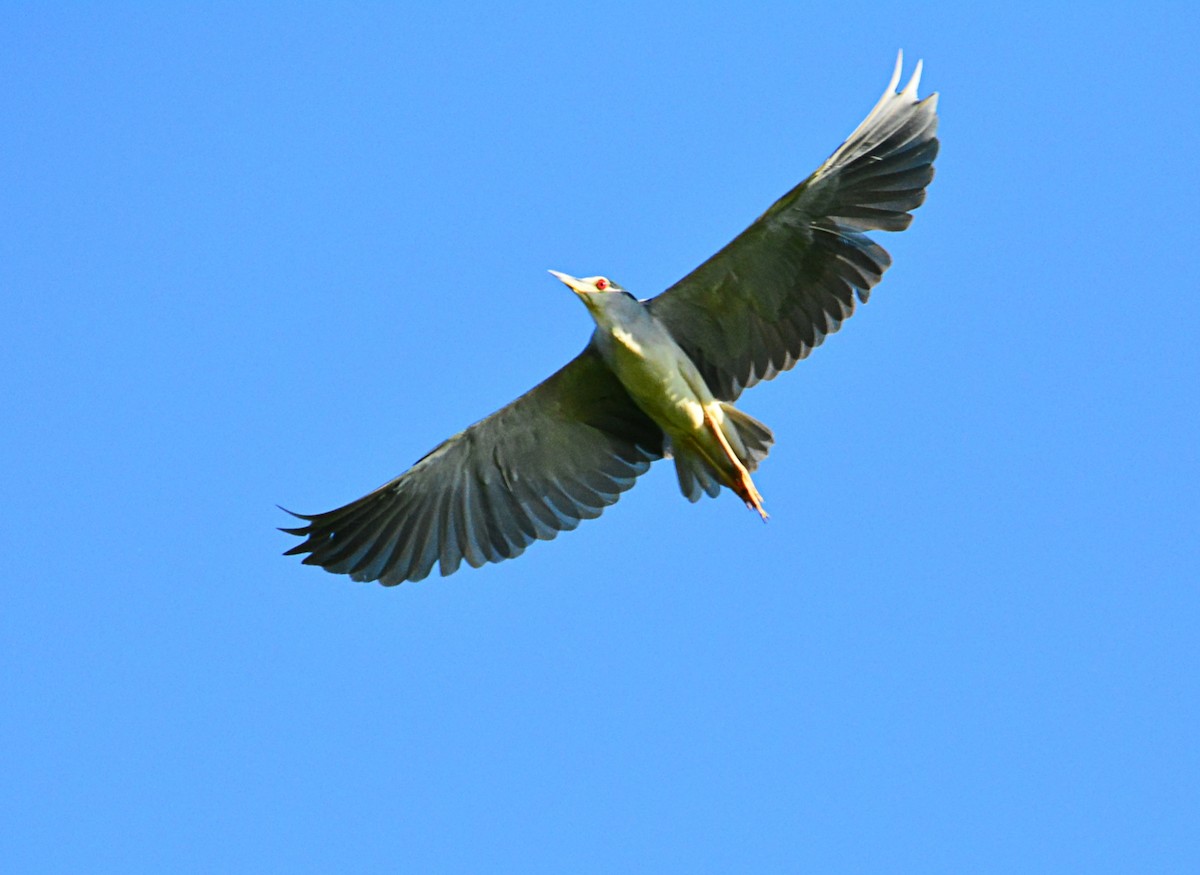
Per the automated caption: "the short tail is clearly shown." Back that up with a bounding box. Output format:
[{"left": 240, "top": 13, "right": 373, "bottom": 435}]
[
  {"left": 669, "top": 434, "right": 723, "bottom": 502},
  {"left": 669, "top": 404, "right": 775, "bottom": 503},
  {"left": 718, "top": 403, "right": 774, "bottom": 473}
]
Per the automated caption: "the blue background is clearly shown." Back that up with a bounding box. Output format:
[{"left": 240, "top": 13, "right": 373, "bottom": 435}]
[{"left": 4, "top": 3, "right": 1197, "bottom": 872}]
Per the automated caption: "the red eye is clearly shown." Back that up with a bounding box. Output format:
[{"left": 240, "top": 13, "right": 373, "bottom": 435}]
[{"left": 595, "top": 278, "right": 609, "bottom": 290}]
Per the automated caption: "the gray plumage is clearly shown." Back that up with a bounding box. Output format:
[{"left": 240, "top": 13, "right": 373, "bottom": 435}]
[{"left": 282, "top": 54, "right": 939, "bottom": 586}]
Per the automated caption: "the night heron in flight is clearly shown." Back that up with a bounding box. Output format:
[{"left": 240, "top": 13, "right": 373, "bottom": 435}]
[{"left": 283, "top": 54, "right": 939, "bottom": 586}]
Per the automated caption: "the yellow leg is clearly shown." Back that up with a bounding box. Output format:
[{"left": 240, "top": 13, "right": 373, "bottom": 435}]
[{"left": 704, "top": 408, "right": 768, "bottom": 521}]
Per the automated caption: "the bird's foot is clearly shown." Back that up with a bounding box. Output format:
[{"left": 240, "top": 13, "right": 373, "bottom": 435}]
[{"left": 736, "top": 473, "right": 769, "bottom": 522}]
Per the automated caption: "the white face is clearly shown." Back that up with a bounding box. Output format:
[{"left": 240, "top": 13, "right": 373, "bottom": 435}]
[
  {"left": 578, "top": 276, "right": 614, "bottom": 293},
  {"left": 548, "top": 270, "right": 620, "bottom": 295}
]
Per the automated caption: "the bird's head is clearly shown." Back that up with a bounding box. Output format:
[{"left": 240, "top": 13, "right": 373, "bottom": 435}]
[{"left": 548, "top": 270, "right": 629, "bottom": 305}]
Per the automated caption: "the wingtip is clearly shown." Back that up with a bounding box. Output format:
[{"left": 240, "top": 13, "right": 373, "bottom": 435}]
[
  {"left": 886, "top": 51, "right": 926, "bottom": 101},
  {"left": 885, "top": 50, "right": 904, "bottom": 96},
  {"left": 903, "top": 58, "right": 924, "bottom": 98},
  {"left": 277, "top": 504, "right": 314, "bottom": 521}
]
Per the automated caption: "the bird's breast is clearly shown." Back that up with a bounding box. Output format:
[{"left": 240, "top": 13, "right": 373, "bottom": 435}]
[{"left": 596, "top": 320, "right": 714, "bottom": 435}]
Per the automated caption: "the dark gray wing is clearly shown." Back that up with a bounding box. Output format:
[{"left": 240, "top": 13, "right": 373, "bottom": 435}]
[
  {"left": 282, "top": 343, "right": 663, "bottom": 585},
  {"left": 647, "top": 54, "right": 939, "bottom": 401}
]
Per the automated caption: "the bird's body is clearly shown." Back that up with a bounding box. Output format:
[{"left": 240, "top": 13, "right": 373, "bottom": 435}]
[
  {"left": 283, "top": 54, "right": 940, "bottom": 586},
  {"left": 564, "top": 273, "right": 772, "bottom": 517},
  {"left": 588, "top": 291, "right": 715, "bottom": 441}
]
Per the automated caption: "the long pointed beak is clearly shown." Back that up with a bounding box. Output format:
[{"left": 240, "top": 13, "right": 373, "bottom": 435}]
[{"left": 548, "top": 269, "right": 588, "bottom": 294}]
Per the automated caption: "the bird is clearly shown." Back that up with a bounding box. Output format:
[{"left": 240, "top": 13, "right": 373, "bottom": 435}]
[{"left": 282, "top": 53, "right": 939, "bottom": 586}]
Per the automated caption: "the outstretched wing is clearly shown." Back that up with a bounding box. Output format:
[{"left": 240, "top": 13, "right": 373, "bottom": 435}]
[
  {"left": 647, "top": 53, "right": 939, "bottom": 401},
  {"left": 282, "top": 344, "right": 663, "bottom": 585}
]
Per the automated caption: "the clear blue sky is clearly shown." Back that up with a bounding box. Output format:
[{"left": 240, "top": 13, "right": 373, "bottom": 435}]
[{"left": 3, "top": 3, "right": 1197, "bottom": 872}]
